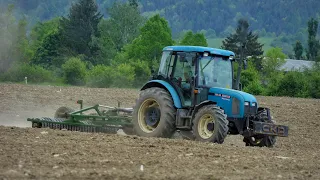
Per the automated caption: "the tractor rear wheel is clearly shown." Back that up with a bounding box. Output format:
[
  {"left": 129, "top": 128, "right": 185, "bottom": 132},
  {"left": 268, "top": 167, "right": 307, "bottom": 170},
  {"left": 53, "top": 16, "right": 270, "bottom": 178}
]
[
  {"left": 132, "top": 87, "right": 176, "bottom": 138},
  {"left": 192, "top": 105, "right": 228, "bottom": 144},
  {"left": 243, "top": 108, "right": 277, "bottom": 147}
]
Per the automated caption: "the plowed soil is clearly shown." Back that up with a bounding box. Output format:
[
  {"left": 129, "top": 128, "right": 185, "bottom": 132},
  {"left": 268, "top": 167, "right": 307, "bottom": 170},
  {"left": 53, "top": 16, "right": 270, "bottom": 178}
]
[{"left": 0, "top": 83, "right": 320, "bottom": 180}]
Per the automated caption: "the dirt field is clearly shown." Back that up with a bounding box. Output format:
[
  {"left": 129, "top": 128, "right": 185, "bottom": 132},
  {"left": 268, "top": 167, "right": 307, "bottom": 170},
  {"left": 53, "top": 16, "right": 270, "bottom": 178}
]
[{"left": 0, "top": 83, "right": 320, "bottom": 180}]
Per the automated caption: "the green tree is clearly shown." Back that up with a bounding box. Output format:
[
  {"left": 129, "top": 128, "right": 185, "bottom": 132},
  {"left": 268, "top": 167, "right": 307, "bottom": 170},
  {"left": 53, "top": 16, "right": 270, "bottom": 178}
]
[
  {"left": 307, "top": 68, "right": 320, "bottom": 98},
  {"left": 265, "top": 72, "right": 285, "bottom": 96},
  {"left": 62, "top": 57, "right": 87, "bottom": 85},
  {"left": 241, "top": 61, "right": 264, "bottom": 95},
  {"left": 126, "top": 14, "right": 174, "bottom": 68},
  {"left": 274, "top": 71, "right": 308, "bottom": 97},
  {"left": 1, "top": 63, "right": 54, "bottom": 83},
  {"left": 293, "top": 41, "right": 303, "bottom": 60},
  {"left": 222, "top": 19, "right": 264, "bottom": 57},
  {"left": 30, "top": 18, "right": 63, "bottom": 68},
  {"left": 222, "top": 19, "right": 264, "bottom": 89},
  {"left": 128, "top": 0, "right": 139, "bottom": 9},
  {"left": 249, "top": 56, "right": 264, "bottom": 72},
  {"left": 29, "top": 18, "right": 60, "bottom": 52},
  {"left": 31, "top": 31, "right": 63, "bottom": 68},
  {"left": 95, "top": 1, "right": 145, "bottom": 64},
  {"left": 222, "top": 19, "right": 264, "bottom": 90},
  {"left": 59, "top": 0, "right": 103, "bottom": 63},
  {"left": 102, "top": 2, "right": 144, "bottom": 51},
  {"left": 307, "top": 18, "right": 319, "bottom": 61},
  {"left": 112, "top": 64, "right": 135, "bottom": 88},
  {"left": 129, "top": 60, "right": 151, "bottom": 87},
  {"left": 179, "top": 31, "right": 208, "bottom": 46},
  {"left": 87, "top": 65, "right": 114, "bottom": 88},
  {"left": 263, "top": 47, "right": 286, "bottom": 78}
]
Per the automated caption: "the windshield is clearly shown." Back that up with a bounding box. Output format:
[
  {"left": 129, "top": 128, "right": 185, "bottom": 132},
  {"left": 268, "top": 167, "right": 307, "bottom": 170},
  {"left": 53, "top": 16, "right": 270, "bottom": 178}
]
[
  {"left": 198, "top": 56, "right": 232, "bottom": 89},
  {"left": 158, "top": 51, "right": 172, "bottom": 76}
]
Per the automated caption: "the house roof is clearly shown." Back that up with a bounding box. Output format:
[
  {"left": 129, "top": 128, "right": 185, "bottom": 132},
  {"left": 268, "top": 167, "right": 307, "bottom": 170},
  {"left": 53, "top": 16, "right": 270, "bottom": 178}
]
[
  {"left": 163, "top": 46, "right": 235, "bottom": 57},
  {"left": 279, "top": 59, "right": 315, "bottom": 72}
]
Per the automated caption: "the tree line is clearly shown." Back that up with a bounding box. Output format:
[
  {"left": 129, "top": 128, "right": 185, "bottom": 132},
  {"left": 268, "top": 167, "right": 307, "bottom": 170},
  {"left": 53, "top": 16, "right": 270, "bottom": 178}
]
[
  {"left": 1, "top": 0, "right": 319, "bottom": 56},
  {"left": 2, "top": 0, "right": 320, "bottom": 37},
  {"left": 0, "top": 0, "right": 319, "bottom": 98}
]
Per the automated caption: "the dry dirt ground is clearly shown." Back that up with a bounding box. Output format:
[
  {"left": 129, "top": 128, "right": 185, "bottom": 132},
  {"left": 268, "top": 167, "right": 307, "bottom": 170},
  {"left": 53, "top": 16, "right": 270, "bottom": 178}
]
[{"left": 0, "top": 83, "right": 320, "bottom": 180}]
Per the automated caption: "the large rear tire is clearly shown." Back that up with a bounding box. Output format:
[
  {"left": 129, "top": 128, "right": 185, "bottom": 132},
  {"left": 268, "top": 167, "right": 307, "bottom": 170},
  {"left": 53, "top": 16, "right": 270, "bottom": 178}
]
[
  {"left": 192, "top": 105, "right": 228, "bottom": 144},
  {"left": 243, "top": 108, "right": 277, "bottom": 147},
  {"left": 132, "top": 87, "right": 176, "bottom": 138}
]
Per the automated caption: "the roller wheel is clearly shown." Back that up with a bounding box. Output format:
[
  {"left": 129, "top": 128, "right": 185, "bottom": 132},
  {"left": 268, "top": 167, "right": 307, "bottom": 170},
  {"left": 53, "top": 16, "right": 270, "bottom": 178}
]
[
  {"left": 132, "top": 87, "right": 176, "bottom": 138},
  {"left": 192, "top": 105, "right": 228, "bottom": 144},
  {"left": 54, "top": 107, "right": 75, "bottom": 119},
  {"left": 243, "top": 108, "right": 277, "bottom": 147}
]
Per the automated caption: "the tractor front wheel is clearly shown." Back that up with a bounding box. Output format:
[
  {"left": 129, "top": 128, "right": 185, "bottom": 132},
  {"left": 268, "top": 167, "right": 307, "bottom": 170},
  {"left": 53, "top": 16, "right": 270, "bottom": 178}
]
[
  {"left": 132, "top": 87, "right": 176, "bottom": 138},
  {"left": 192, "top": 105, "right": 229, "bottom": 144},
  {"left": 243, "top": 108, "right": 277, "bottom": 147}
]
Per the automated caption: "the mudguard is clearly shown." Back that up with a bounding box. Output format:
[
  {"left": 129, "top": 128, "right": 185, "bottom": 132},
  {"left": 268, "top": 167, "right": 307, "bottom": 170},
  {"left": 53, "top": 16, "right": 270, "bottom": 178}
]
[{"left": 141, "top": 80, "right": 182, "bottom": 108}]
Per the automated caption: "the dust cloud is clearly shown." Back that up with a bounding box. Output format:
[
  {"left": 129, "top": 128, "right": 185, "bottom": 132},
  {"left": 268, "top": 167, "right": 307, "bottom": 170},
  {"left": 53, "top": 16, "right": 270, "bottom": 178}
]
[
  {"left": 0, "top": 109, "right": 55, "bottom": 128},
  {"left": 0, "top": 5, "right": 18, "bottom": 74}
]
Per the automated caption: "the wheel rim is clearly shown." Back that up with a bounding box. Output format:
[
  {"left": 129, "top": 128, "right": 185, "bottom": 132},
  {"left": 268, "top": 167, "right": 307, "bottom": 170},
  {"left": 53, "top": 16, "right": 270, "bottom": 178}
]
[
  {"left": 138, "top": 98, "right": 161, "bottom": 133},
  {"left": 198, "top": 114, "right": 215, "bottom": 139}
]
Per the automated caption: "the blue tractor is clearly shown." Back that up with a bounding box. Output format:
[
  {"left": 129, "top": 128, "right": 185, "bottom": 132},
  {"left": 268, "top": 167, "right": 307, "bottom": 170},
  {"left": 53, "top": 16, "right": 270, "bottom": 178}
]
[{"left": 132, "top": 46, "right": 289, "bottom": 147}]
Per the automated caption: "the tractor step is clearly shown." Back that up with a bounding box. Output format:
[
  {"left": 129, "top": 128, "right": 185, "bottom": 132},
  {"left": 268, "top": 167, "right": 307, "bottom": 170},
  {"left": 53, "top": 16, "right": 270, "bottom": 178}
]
[{"left": 28, "top": 117, "right": 120, "bottom": 133}]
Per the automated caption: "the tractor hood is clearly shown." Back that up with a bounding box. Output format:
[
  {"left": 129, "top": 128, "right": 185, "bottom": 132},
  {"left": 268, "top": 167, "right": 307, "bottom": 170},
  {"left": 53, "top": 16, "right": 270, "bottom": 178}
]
[{"left": 209, "top": 87, "right": 258, "bottom": 105}]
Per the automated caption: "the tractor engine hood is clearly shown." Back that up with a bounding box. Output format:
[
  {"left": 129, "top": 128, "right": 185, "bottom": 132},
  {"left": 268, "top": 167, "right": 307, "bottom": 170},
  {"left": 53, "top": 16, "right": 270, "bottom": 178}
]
[
  {"left": 208, "top": 87, "right": 258, "bottom": 106},
  {"left": 207, "top": 87, "right": 258, "bottom": 118}
]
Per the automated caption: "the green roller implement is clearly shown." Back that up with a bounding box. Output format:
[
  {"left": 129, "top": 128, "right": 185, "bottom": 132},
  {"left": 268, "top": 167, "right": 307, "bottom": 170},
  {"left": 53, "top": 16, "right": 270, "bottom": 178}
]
[{"left": 27, "top": 100, "right": 135, "bottom": 135}]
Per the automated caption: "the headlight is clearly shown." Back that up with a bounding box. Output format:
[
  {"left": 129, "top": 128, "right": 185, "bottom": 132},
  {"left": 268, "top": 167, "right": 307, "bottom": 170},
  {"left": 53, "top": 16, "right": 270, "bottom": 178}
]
[
  {"left": 244, "top": 101, "right": 250, "bottom": 115},
  {"left": 252, "top": 102, "right": 256, "bottom": 106}
]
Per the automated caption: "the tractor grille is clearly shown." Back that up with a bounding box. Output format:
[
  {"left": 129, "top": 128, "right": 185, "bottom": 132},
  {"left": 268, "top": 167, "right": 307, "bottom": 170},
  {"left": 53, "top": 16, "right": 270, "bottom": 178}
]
[{"left": 232, "top": 98, "right": 240, "bottom": 115}]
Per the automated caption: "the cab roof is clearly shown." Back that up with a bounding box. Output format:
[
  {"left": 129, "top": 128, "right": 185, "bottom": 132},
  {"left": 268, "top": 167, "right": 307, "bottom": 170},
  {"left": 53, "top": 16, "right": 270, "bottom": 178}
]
[{"left": 163, "top": 46, "right": 235, "bottom": 57}]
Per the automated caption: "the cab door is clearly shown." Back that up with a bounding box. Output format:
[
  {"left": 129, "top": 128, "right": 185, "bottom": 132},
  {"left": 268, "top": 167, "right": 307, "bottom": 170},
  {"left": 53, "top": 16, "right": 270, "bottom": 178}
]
[{"left": 170, "top": 52, "right": 197, "bottom": 107}]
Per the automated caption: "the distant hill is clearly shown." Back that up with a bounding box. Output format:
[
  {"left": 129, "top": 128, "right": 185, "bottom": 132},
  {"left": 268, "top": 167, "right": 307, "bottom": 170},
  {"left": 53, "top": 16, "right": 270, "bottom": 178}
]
[
  {"left": 137, "top": 0, "right": 320, "bottom": 37},
  {"left": 1, "top": 0, "right": 319, "bottom": 37}
]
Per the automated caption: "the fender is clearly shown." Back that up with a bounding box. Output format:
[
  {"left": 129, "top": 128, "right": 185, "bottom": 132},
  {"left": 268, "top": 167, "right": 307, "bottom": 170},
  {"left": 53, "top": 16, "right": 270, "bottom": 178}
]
[
  {"left": 191, "top": 100, "right": 217, "bottom": 119},
  {"left": 141, "top": 80, "right": 182, "bottom": 108}
]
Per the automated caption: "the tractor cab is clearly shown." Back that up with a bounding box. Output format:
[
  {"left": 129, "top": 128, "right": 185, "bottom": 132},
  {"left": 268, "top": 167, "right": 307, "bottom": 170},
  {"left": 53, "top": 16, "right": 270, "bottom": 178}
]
[{"left": 157, "top": 46, "right": 235, "bottom": 107}]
